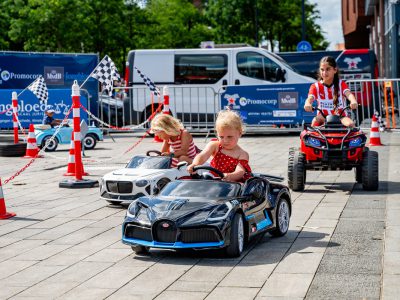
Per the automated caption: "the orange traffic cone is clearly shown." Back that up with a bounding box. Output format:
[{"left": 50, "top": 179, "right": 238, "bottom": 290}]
[
  {"left": 64, "top": 132, "right": 88, "bottom": 176},
  {"left": 368, "top": 114, "right": 383, "bottom": 146},
  {"left": 0, "top": 178, "right": 16, "bottom": 219},
  {"left": 24, "top": 124, "right": 40, "bottom": 158}
]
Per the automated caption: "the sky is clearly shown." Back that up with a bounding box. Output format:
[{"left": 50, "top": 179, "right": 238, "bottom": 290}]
[{"left": 308, "top": 0, "right": 344, "bottom": 50}]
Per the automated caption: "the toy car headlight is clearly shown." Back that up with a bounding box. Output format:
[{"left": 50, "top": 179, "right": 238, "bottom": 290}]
[
  {"left": 349, "top": 137, "right": 363, "bottom": 147},
  {"left": 207, "top": 202, "right": 233, "bottom": 221},
  {"left": 126, "top": 201, "right": 139, "bottom": 218},
  {"left": 136, "top": 179, "right": 149, "bottom": 187},
  {"left": 306, "top": 136, "right": 322, "bottom": 147}
]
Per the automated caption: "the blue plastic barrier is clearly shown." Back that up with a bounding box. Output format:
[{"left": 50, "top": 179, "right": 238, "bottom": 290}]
[
  {"left": 220, "top": 84, "right": 315, "bottom": 126},
  {"left": 0, "top": 89, "right": 88, "bottom": 129}
]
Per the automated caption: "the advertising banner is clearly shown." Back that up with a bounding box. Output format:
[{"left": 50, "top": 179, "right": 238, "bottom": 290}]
[
  {"left": 220, "top": 84, "right": 315, "bottom": 126},
  {"left": 0, "top": 89, "right": 88, "bottom": 129},
  {"left": 0, "top": 52, "right": 98, "bottom": 113}
]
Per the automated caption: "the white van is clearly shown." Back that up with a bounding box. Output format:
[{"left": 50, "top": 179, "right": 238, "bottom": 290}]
[{"left": 122, "top": 47, "right": 314, "bottom": 128}]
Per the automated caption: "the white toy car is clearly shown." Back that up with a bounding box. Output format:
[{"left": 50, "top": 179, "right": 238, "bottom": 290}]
[{"left": 100, "top": 151, "right": 189, "bottom": 205}]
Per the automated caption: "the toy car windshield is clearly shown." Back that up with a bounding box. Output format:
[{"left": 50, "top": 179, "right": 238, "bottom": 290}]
[
  {"left": 126, "top": 155, "right": 170, "bottom": 169},
  {"left": 159, "top": 181, "right": 240, "bottom": 198}
]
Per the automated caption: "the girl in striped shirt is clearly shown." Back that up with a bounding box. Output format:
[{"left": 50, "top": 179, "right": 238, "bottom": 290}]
[
  {"left": 304, "top": 56, "right": 358, "bottom": 128},
  {"left": 150, "top": 114, "right": 198, "bottom": 168}
]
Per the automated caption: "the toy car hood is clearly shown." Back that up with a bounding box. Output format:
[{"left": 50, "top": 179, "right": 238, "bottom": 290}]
[
  {"left": 104, "top": 168, "right": 181, "bottom": 179},
  {"left": 129, "top": 196, "right": 230, "bottom": 223}
]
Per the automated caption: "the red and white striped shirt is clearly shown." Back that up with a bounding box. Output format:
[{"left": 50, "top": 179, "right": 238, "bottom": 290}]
[
  {"left": 308, "top": 80, "right": 350, "bottom": 116},
  {"left": 169, "top": 130, "right": 197, "bottom": 167}
]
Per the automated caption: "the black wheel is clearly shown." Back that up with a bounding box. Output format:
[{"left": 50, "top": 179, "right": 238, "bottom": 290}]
[
  {"left": 83, "top": 134, "right": 97, "bottom": 150},
  {"left": 153, "top": 178, "right": 170, "bottom": 194},
  {"left": 41, "top": 136, "right": 58, "bottom": 152},
  {"left": 355, "top": 166, "right": 362, "bottom": 183},
  {"left": 270, "top": 198, "right": 291, "bottom": 237},
  {"left": 288, "top": 150, "right": 306, "bottom": 191},
  {"left": 225, "top": 213, "right": 245, "bottom": 257},
  {"left": 361, "top": 150, "right": 379, "bottom": 191},
  {"left": 0, "top": 142, "right": 27, "bottom": 157},
  {"left": 131, "top": 245, "right": 150, "bottom": 255}
]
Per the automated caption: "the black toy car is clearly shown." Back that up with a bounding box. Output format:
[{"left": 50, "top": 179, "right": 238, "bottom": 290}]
[
  {"left": 122, "top": 166, "right": 292, "bottom": 257},
  {"left": 288, "top": 106, "right": 379, "bottom": 191}
]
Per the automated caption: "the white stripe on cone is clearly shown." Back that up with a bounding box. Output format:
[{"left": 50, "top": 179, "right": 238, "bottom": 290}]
[{"left": 370, "top": 131, "right": 381, "bottom": 138}]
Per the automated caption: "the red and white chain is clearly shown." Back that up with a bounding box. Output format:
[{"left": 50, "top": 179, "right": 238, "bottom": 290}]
[{"left": 0, "top": 107, "right": 12, "bottom": 115}]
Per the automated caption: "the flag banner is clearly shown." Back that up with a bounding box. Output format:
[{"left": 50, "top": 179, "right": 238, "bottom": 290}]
[
  {"left": 134, "top": 67, "right": 160, "bottom": 96},
  {"left": 27, "top": 76, "right": 48, "bottom": 103},
  {"left": 90, "top": 55, "right": 120, "bottom": 96}
]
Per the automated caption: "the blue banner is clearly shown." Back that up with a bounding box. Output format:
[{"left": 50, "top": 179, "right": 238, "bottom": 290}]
[
  {"left": 221, "top": 84, "right": 315, "bottom": 126},
  {"left": 0, "top": 52, "right": 98, "bottom": 114},
  {"left": 0, "top": 89, "right": 88, "bottom": 129}
]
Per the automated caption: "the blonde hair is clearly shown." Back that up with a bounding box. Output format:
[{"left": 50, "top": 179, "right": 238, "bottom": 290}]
[
  {"left": 215, "top": 110, "right": 245, "bottom": 134},
  {"left": 151, "top": 114, "right": 184, "bottom": 136}
]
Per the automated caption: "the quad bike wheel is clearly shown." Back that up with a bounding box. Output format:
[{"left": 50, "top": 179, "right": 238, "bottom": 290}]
[
  {"left": 288, "top": 149, "right": 306, "bottom": 191},
  {"left": 361, "top": 150, "right": 379, "bottom": 191}
]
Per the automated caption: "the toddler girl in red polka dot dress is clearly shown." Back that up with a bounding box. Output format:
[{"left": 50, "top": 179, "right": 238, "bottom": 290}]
[{"left": 187, "top": 110, "right": 252, "bottom": 182}]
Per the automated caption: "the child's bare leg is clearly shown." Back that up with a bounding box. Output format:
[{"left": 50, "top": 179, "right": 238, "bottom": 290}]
[
  {"left": 341, "top": 116, "right": 355, "bottom": 128},
  {"left": 312, "top": 115, "right": 325, "bottom": 126}
]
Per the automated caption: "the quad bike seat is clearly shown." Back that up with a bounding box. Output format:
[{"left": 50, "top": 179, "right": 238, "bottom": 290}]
[{"left": 325, "top": 115, "right": 342, "bottom": 128}]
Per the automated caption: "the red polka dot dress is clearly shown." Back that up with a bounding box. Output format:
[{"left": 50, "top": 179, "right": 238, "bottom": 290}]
[{"left": 210, "top": 145, "right": 252, "bottom": 182}]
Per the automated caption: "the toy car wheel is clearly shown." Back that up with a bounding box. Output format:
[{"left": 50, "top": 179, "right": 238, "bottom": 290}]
[
  {"left": 225, "top": 213, "right": 244, "bottom": 257},
  {"left": 106, "top": 200, "right": 121, "bottom": 206},
  {"left": 131, "top": 244, "right": 150, "bottom": 255},
  {"left": 270, "top": 198, "right": 290, "bottom": 237},
  {"left": 41, "top": 136, "right": 58, "bottom": 152},
  {"left": 361, "top": 150, "right": 379, "bottom": 191},
  {"left": 83, "top": 134, "right": 97, "bottom": 150},
  {"left": 288, "top": 150, "right": 306, "bottom": 191},
  {"left": 354, "top": 166, "right": 362, "bottom": 183}
]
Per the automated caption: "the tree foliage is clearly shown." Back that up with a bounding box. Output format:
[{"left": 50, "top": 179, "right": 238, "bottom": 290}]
[{"left": 0, "top": 0, "right": 328, "bottom": 74}]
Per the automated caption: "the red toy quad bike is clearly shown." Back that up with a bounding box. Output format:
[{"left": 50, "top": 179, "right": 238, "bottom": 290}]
[{"left": 288, "top": 106, "right": 379, "bottom": 191}]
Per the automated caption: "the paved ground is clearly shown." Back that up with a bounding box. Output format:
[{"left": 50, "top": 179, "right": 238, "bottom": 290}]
[{"left": 0, "top": 130, "right": 399, "bottom": 299}]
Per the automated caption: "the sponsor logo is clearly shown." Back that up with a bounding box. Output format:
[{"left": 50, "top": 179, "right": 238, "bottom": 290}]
[
  {"left": 0, "top": 100, "right": 70, "bottom": 118},
  {"left": 278, "top": 92, "right": 298, "bottom": 109},
  {"left": 344, "top": 57, "right": 362, "bottom": 70},
  {"left": 239, "top": 97, "right": 247, "bottom": 106},
  {"left": 1, "top": 70, "right": 10, "bottom": 81},
  {"left": 44, "top": 66, "right": 64, "bottom": 85},
  {"left": 224, "top": 93, "right": 240, "bottom": 109},
  {"left": 239, "top": 98, "right": 278, "bottom": 106}
]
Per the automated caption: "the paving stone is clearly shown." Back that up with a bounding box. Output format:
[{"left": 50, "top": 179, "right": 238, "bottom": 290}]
[
  {"left": 156, "top": 290, "right": 208, "bottom": 300},
  {"left": 205, "top": 287, "right": 259, "bottom": 300},
  {"left": 258, "top": 273, "right": 314, "bottom": 298},
  {"left": 317, "top": 254, "right": 382, "bottom": 274}
]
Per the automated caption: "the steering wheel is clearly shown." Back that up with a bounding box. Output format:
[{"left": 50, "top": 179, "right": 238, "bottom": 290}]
[
  {"left": 146, "top": 150, "right": 162, "bottom": 156},
  {"left": 192, "top": 165, "right": 225, "bottom": 180}
]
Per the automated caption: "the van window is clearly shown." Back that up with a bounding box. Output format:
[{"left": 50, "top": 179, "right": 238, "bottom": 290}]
[
  {"left": 174, "top": 54, "right": 228, "bottom": 84},
  {"left": 237, "top": 51, "right": 281, "bottom": 82}
]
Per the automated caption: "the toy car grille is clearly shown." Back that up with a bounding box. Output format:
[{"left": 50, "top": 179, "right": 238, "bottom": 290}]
[
  {"left": 180, "top": 228, "right": 220, "bottom": 243},
  {"left": 153, "top": 220, "right": 177, "bottom": 243},
  {"left": 124, "top": 224, "right": 152, "bottom": 241},
  {"left": 106, "top": 181, "right": 133, "bottom": 194}
]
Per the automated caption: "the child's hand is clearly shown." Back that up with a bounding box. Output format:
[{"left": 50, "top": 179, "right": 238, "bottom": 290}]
[
  {"left": 222, "top": 173, "right": 235, "bottom": 181},
  {"left": 187, "top": 164, "right": 195, "bottom": 174},
  {"left": 350, "top": 101, "right": 358, "bottom": 110},
  {"left": 161, "top": 152, "right": 170, "bottom": 156},
  {"left": 304, "top": 102, "right": 313, "bottom": 112}
]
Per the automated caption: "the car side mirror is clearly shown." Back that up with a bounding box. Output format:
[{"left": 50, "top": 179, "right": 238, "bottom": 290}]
[{"left": 177, "top": 161, "right": 188, "bottom": 170}]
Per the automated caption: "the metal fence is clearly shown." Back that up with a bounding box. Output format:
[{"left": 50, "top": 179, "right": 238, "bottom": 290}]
[{"left": 346, "top": 78, "right": 399, "bottom": 129}]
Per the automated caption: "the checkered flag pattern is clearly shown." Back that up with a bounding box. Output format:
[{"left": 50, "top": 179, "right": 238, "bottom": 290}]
[
  {"left": 28, "top": 76, "right": 48, "bottom": 103},
  {"left": 134, "top": 67, "right": 160, "bottom": 96},
  {"left": 374, "top": 110, "right": 386, "bottom": 132},
  {"left": 90, "top": 55, "right": 121, "bottom": 96}
]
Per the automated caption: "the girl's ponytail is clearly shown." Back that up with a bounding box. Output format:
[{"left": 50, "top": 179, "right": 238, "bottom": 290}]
[{"left": 333, "top": 72, "right": 339, "bottom": 108}]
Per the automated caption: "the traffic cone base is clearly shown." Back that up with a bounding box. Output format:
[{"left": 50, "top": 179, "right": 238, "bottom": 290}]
[
  {"left": 24, "top": 124, "right": 41, "bottom": 158},
  {"left": 0, "top": 179, "right": 16, "bottom": 219}
]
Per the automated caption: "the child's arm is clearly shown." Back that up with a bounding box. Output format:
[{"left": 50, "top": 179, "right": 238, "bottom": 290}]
[
  {"left": 160, "top": 140, "right": 170, "bottom": 155},
  {"left": 187, "top": 141, "right": 217, "bottom": 173},
  {"left": 172, "top": 130, "right": 191, "bottom": 158},
  {"left": 344, "top": 90, "right": 358, "bottom": 110},
  {"left": 222, "top": 150, "right": 249, "bottom": 182},
  {"left": 304, "top": 95, "right": 314, "bottom": 112}
]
